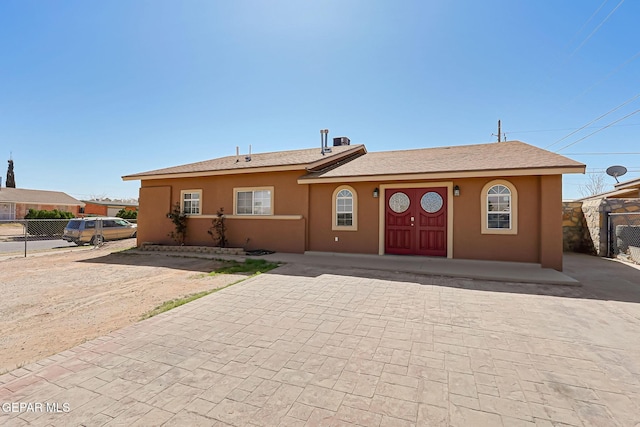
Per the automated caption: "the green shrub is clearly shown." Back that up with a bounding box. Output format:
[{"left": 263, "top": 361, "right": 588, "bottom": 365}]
[
  {"left": 207, "top": 208, "right": 227, "bottom": 247},
  {"left": 24, "top": 209, "right": 75, "bottom": 219},
  {"left": 116, "top": 208, "right": 137, "bottom": 219},
  {"left": 24, "top": 209, "right": 74, "bottom": 236},
  {"left": 167, "top": 202, "right": 187, "bottom": 245}
]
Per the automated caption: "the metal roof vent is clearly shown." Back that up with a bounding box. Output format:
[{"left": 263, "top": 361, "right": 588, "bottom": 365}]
[
  {"left": 333, "top": 137, "right": 350, "bottom": 146},
  {"left": 320, "top": 129, "right": 331, "bottom": 155}
]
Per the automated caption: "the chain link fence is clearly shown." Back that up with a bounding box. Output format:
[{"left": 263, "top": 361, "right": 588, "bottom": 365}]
[
  {"left": 0, "top": 218, "right": 137, "bottom": 257},
  {"left": 608, "top": 212, "right": 640, "bottom": 263}
]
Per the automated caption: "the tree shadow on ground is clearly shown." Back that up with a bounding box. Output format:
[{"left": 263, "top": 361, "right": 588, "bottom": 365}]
[{"left": 77, "top": 251, "right": 226, "bottom": 274}]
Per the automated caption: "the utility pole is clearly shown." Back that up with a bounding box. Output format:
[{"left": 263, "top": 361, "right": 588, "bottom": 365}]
[
  {"left": 492, "top": 120, "right": 506, "bottom": 142},
  {"left": 492, "top": 120, "right": 503, "bottom": 142}
]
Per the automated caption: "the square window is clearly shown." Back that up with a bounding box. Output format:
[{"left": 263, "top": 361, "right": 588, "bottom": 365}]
[
  {"left": 236, "top": 189, "right": 272, "bottom": 215},
  {"left": 182, "top": 190, "right": 202, "bottom": 215}
]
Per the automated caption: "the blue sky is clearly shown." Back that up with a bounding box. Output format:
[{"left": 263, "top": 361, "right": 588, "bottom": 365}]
[{"left": 1, "top": 0, "right": 638, "bottom": 201}]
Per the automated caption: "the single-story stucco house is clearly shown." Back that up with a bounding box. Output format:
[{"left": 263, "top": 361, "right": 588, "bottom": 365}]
[
  {"left": 0, "top": 188, "right": 84, "bottom": 220},
  {"left": 81, "top": 199, "right": 138, "bottom": 217},
  {"left": 123, "top": 139, "right": 585, "bottom": 271}
]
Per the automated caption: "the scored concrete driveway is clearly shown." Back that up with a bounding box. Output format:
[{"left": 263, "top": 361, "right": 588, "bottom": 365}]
[{"left": 1, "top": 256, "right": 640, "bottom": 426}]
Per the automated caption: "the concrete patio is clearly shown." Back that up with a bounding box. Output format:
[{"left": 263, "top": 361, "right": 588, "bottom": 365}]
[{"left": 1, "top": 253, "right": 639, "bottom": 426}]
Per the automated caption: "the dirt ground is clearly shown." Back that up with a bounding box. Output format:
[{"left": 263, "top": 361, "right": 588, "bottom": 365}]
[
  {"left": 0, "top": 240, "right": 249, "bottom": 373},
  {"left": 0, "top": 223, "right": 24, "bottom": 241}
]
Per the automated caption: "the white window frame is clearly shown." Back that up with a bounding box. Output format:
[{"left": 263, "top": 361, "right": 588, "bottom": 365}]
[
  {"left": 180, "top": 189, "right": 202, "bottom": 216},
  {"left": 332, "top": 185, "right": 358, "bottom": 231},
  {"left": 233, "top": 186, "right": 274, "bottom": 216},
  {"left": 481, "top": 179, "right": 518, "bottom": 235}
]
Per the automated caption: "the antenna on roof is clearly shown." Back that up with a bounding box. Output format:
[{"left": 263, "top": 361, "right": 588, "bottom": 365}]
[{"left": 606, "top": 165, "right": 627, "bottom": 183}]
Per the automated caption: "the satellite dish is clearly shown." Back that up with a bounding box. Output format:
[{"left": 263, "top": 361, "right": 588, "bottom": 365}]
[{"left": 606, "top": 165, "right": 627, "bottom": 183}]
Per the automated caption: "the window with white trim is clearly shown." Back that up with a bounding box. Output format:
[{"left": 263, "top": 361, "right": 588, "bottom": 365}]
[
  {"left": 481, "top": 180, "right": 518, "bottom": 235},
  {"left": 332, "top": 185, "right": 358, "bottom": 231},
  {"left": 336, "top": 189, "right": 354, "bottom": 226},
  {"left": 236, "top": 189, "right": 272, "bottom": 215},
  {"left": 487, "top": 185, "right": 511, "bottom": 229},
  {"left": 181, "top": 190, "right": 201, "bottom": 215}
]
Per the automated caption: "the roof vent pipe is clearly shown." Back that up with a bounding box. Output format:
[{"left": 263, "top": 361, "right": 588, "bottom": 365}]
[
  {"left": 320, "top": 129, "right": 331, "bottom": 155},
  {"left": 236, "top": 146, "right": 239, "bottom": 163},
  {"left": 245, "top": 145, "right": 252, "bottom": 162}
]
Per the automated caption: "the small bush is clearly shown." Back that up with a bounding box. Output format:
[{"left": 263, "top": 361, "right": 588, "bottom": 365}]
[
  {"left": 24, "top": 209, "right": 74, "bottom": 219},
  {"left": 207, "top": 207, "right": 227, "bottom": 247},
  {"left": 116, "top": 208, "right": 137, "bottom": 219},
  {"left": 24, "top": 209, "right": 74, "bottom": 236},
  {"left": 167, "top": 202, "right": 187, "bottom": 245}
]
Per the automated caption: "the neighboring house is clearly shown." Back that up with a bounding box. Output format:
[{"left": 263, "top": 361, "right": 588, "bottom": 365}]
[
  {"left": 565, "top": 176, "right": 640, "bottom": 257},
  {"left": 575, "top": 176, "right": 640, "bottom": 201},
  {"left": 0, "top": 188, "right": 84, "bottom": 220},
  {"left": 81, "top": 200, "right": 138, "bottom": 217},
  {"left": 123, "top": 139, "right": 585, "bottom": 271}
]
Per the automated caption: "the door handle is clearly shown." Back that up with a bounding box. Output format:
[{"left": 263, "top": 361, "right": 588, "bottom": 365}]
[{"left": 411, "top": 217, "right": 414, "bottom": 221}]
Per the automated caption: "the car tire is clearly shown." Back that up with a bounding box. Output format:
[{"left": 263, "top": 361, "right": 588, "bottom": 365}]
[
  {"left": 91, "top": 235, "right": 104, "bottom": 245},
  {"left": 132, "top": 231, "right": 137, "bottom": 238}
]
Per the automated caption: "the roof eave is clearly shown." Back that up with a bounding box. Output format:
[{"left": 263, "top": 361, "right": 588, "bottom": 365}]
[
  {"left": 297, "top": 165, "right": 586, "bottom": 184},
  {"left": 306, "top": 145, "right": 367, "bottom": 172},
  {"left": 122, "top": 164, "right": 310, "bottom": 181}
]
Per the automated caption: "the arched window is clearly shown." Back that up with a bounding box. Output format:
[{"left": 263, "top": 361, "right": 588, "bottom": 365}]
[
  {"left": 481, "top": 180, "right": 518, "bottom": 234},
  {"left": 487, "top": 185, "right": 511, "bottom": 229},
  {"left": 332, "top": 185, "right": 358, "bottom": 231}
]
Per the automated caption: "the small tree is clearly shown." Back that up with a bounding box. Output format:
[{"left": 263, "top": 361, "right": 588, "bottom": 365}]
[
  {"left": 116, "top": 208, "right": 137, "bottom": 220},
  {"left": 579, "top": 173, "right": 608, "bottom": 198},
  {"left": 167, "top": 202, "right": 187, "bottom": 245},
  {"left": 207, "top": 208, "right": 227, "bottom": 247},
  {"left": 6, "top": 159, "right": 15, "bottom": 188}
]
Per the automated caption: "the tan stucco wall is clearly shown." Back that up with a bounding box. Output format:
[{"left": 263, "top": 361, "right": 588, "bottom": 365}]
[
  {"left": 450, "top": 176, "right": 542, "bottom": 264},
  {"left": 307, "top": 182, "right": 380, "bottom": 254},
  {"left": 306, "top": 175, "right": 564, "bottom": 269},
  {"left": 138, "top": 170, "right": 309, "bottom": 253},
  {"left": 137, "top": 171, "right": 565, "bottom": 270}
]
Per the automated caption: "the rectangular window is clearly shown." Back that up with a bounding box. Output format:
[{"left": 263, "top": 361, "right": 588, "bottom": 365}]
[
  {"left": 236, "top": 189, "right": 272, "bottom": 215},
  {"left": 336, "top": 198, "right": 353, "bottom": 226},
  {"left": 487, "top": 194, "right": 510, "bottom": 229},
  {"left": 181, "top": 190, "right": 201, "bottom": 215}
]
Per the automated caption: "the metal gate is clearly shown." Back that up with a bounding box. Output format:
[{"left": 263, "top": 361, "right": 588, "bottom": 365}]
[{"left": 607, "top": 212, "right": 640, "bottom": 261}]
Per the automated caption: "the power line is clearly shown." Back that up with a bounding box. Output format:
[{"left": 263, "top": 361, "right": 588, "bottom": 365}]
[
  {"left": 585, "top": 169, "right": 640, "bottom": 173},
  {"left": 564, "top": 50, "right": 640, "bottom": 105},
  {"left": 569, "top": 0, "right": 625, "bottom": 58},
  {"left": 544, "top": 93, "right": 640, "bottom": 149},
  {"left": 564, "top": 152, "right": 640, "bottom": 155},
  {"left": 508, "top": 122, "right": 640, "bottom": 135},
  {"left": 565, "top": 0, "right": 610, "bottom": 49},
  {"left": 556, "top": 108, "right": 640, "bottom": 152}
]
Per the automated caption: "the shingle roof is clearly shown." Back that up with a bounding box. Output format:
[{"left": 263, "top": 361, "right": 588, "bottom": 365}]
[
  {"left": 123, "top": 144, "right": 365, "bottom": 179},
  {"left": 0, "top": 188, "right": 84, "bottom": 206},
  {"left": 614, "top": 176, "right": 640, "bottom": 190},
  {"left": 82, "top": 200, "right": 139, "bottom": 207},
  {"left": 301, "top": 141, "right": 585, "bottom": 179}
]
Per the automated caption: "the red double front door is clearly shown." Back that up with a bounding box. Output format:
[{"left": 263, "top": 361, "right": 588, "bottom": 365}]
[{"left": 385, "top": 187, "right": 447, "bottom": 257}]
